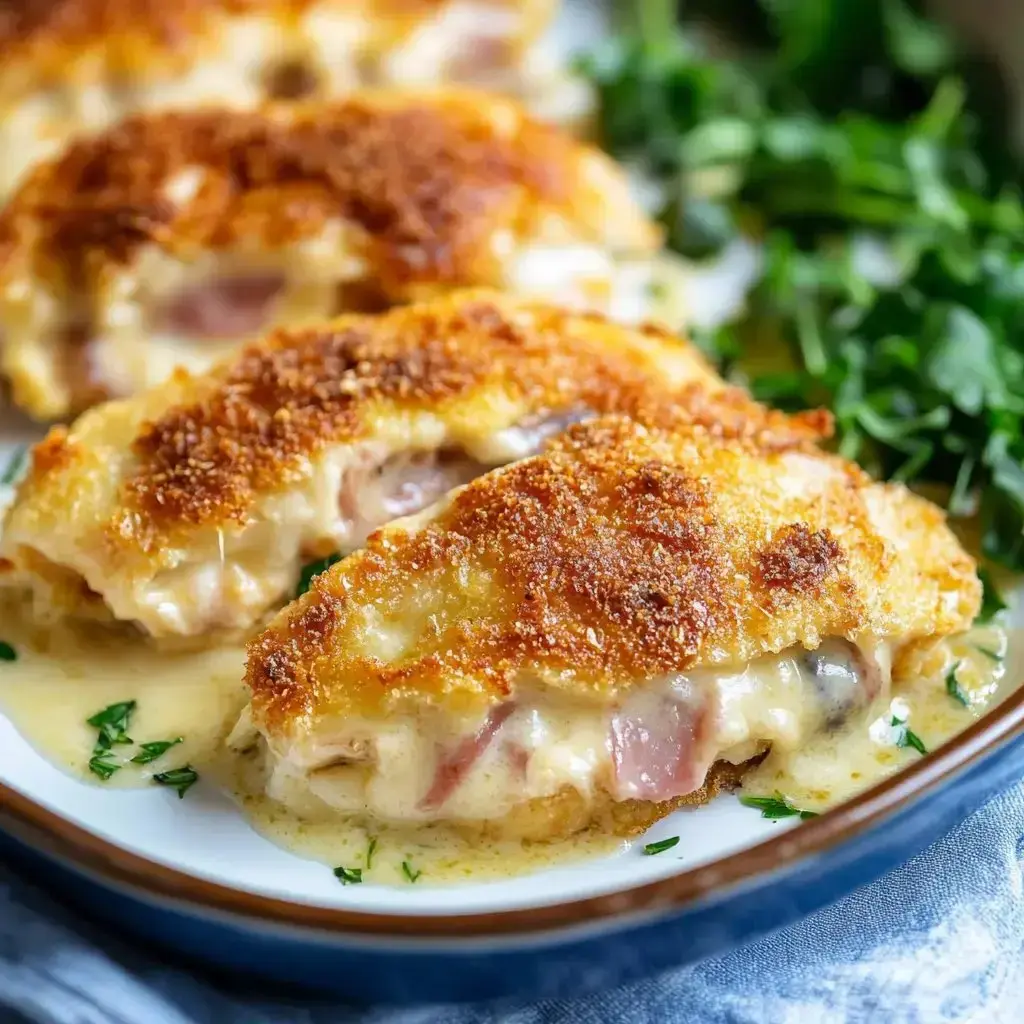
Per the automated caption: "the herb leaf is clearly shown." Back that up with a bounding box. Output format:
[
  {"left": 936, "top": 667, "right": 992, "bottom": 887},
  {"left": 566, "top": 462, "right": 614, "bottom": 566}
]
[
  {"left": 740, "top": 792, "right": 819, "bottom": 820},
  {"left": 892, "top": 717, "right": 928, "bottom": 755},
  {"left": 0, "top": 641, "right": 16, "bottom": 662},
  {"left": 334, "top": 866, "right": 363, "bottom": 885},
  {"left": 86, "top": 701, "right": 136, "bottom": 752},
  {"left": 152, "top": 765, "right": 199, "bottom": 798},
  {"left": 130, "top": 738, "right": 183, "bottom": 765},
  {"left": 295, "top": 554, "right": 342, "bottom": 598},
  {"left": 642, "top": 835, "right": 681, "bottom": 855},
  {"left": 365, "top": 836, "right": 378, "bottom": 869},
  {"left": 401, "top": 861, "right": 422, "bottom": 883},
  {"left": 1, "top": 447, "right": 27, "bottom": 486},
  {"left": 88, "top": 752, "right": 121, "bottom": 781},
  {"left": 945, "top": 664, "right": 970, "bottom": 707}
]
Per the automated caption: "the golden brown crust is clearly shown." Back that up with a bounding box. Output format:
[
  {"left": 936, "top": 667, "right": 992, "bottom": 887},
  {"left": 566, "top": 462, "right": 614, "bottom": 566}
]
[
  {"left": 247, "top": 411, "right": 980, "bottom": 732},
  {"left": 103, "top": 296, "right": 727, "bottom": 548},
  {"left": 0, "top": 90, "right": 657, "bottom": 293},
  {"left": 0, "top": 1, "right": 532, "bottom": 82}
]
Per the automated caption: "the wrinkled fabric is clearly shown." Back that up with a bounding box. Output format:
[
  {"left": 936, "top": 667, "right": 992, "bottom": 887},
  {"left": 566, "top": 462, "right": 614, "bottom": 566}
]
[{"left": 2, "top": 785, "right": 1024, "bottom": 1024}]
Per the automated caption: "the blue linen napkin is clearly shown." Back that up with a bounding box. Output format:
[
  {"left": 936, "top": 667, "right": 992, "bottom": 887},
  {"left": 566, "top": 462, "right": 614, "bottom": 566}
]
[{"left": 2, "top": 784, "right": 1024, "bottom": 1024}]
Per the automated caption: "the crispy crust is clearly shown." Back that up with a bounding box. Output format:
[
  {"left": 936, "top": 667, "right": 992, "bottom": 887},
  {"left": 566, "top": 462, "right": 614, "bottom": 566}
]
[
  {"left": 247, "top": 412, "right": 980, "bottom": 732},
  {"left": 0, "top": 89, "right": 657, "bottom": 294},
  {"left": 2, "top": 292, "right": 735, "bottom": 607},
  {"left": 468, "top": 757, "right": 759, "bottom": 841},
  {"left": 0, "top": 1, "right": 546, "bottom": 89}
]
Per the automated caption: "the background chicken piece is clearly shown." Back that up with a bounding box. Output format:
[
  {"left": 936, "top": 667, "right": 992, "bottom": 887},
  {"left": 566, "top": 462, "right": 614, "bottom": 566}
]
[
  {"left": 0, "top": 88, "right": 661, "bottom": 419},
  {"left": 0, "top": 0, "right": 562, "bottom": 201},
  {"left": 0, "top": 291, "right": 733, "bottom": 640},
  {"left": 244, "top": 411, "right": 980, "bottom": 841}
]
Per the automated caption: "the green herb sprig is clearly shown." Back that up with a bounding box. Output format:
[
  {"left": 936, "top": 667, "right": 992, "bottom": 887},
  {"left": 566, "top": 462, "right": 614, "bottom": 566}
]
[
  {"left": 642, "top": 835, "right": 681, "bottom": 855},
  {"left": 945, "top": 664, "right": 970, "bottom": 707},
  {"left": 740, "top": 792, "right": 819, "bottom": 820},
  {"left": 401, "top": 861, "right": 422, "bottom": 883},
  {"left": 584, "top": 0, "right": 1024, "bottom": 569},
  {"left": 295, "top": 554, "right": 342, "bottom": 599},
  {"left": 334, "top": 866, "right": 363, "bottom": 885},
  {"left": 153, "top": 766, "right": 199, "bottom": 799}
]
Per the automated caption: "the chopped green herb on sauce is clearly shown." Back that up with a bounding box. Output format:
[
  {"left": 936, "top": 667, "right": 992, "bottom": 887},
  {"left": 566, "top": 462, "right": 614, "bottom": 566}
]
[
  {"left": 642, "top": 836, "right": 680, "bottom": 855},
  {"left": 153, "top": 765, "right": 199, "bottom": 798},
  {"left": 401, "top": 861, "right": 422, "bottom": 883},
  {"left": 893, "top": 718, "right": 928, "bottom": 755},
  {"left": 334, "top": 866, "right": 363, "bottom": 885},
  {"left": 0, "top": 447, "right": 27, "bottom": 486},
  {"left": 130, "top": 738, "right": 184, "bottom": 765},
  {"left": 88, "top": 752, "right": 121, "bottom": 781},
  {"left": 974, "top": 645, "right": 1004, "bottom": 663},
  {"left": 86, "top": 701, "right": 136, "bottom": 752},
  {"left": 0, "top": 641, "right": 16, "bottom": 662},
  {"left": 740, "top": 792, "right": 819, "bottom": 820},
  {"left": 945, "top": 664, "right": 970, "bottom": 707},
  {"left": 365, "top": 836, "right": 378, "bottom": 869}
]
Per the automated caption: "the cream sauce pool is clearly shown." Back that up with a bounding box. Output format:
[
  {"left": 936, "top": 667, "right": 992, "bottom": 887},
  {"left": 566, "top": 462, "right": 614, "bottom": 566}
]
[{"left": 0, "top": 598, "right": 1014, "bottom": 883}]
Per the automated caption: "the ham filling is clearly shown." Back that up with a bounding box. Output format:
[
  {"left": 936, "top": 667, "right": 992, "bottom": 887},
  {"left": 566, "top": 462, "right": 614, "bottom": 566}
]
[
  {"left": 153, "top": 272, "right": 287, "bottom": 340},
  {"left": 266, "top": 640, "right": 891, "bottom": 824}
]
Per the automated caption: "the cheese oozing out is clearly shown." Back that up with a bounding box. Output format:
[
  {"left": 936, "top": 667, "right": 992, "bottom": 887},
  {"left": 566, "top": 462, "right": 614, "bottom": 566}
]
[{"left": 240, "top": 638, "right": 890, "bottom": 826}]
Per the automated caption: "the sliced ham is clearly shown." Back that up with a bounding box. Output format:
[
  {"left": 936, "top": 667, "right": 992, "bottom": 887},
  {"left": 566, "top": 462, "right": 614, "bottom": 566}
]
[
  {"left": 419, "top": 702, "right": 517, "bottom": 811},
  {"left": 610, "top": 694, "right": 706, "bottom": 802},
  {"left": 156, "top": 272, "right": 286, "bottom": 339}
]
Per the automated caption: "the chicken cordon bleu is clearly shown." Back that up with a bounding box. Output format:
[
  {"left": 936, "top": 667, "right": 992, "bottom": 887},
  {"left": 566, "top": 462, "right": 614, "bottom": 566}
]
[
  {"left": 0, "top": 292, "right": 727, "bottom": 641},
  {"left": 241, "top": 413, "right": 981, "bottom": 840},
  {"left": 0, "top": 0, "right": 559, "bottom": 201},
  {"left": 0, "top": 90, "right": 661, "bottom": 419}
]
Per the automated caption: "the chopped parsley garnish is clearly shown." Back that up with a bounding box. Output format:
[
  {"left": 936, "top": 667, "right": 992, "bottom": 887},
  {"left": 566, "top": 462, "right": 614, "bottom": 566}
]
[
  {"left": 130, "top": 738, "right": 184, "bottom": 765},
  {"left": 295, "top": 554, "right": 342, "bottom": 598},
  {"left": 642, "top": 836, "right": 680, "bottom": 855},
  {"left": 152, "top": 765, "right": 199, "bottom": 799},
  {"left": 334, "top": 866, "right": 363, "bottom": 885},
  {"left": 86, "top": 700, "right": 136, "bottom": 752},
  {"left": 401, "top": 861, "right": 422, "bottom": 883},
  {"left": 974, "top": 645, "right": 1004, "bottom": 663},
  {"left": 740, "top": 792, "right": 819, "bottom": 820},
  {"left": 977, "top": 570, "right": 1008, "bottom": 624},
  {"left": 365, "top": 836, "right": 378, "bottom": 869},
  {"left": 583, "top": 1, "right": 1024, "bottom": 572},
  {"left": 0, "top": 447, "right": 27, "bottom": 486},
  {"left": 0, "top": 641, "right": 16, "bottom": 662},
  {"left": 88, "top": 752, "right": 121, "bottom": 781},
  {"left": 945, "top": 664, "right": 970, "bottom": 707},
  {"left": 893, "top": 717, "right": 928, "bottom": 755}
]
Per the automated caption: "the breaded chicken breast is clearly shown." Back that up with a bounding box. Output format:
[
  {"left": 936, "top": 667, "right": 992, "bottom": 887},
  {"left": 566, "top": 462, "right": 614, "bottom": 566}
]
[
  {"left": 0, "top": 90, "right": 661, "bottom": 419},
  {"left": 0, "top": 292, "right": 727, "bottom": 640},
  {"left": 242, "top": 413, "right": 981, "bottom": 840},
  {"left": 0, "top": 0, "right": 559, "bottom": 201}
]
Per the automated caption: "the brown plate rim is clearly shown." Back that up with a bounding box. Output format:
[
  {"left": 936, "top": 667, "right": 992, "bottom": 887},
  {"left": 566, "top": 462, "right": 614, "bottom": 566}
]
[{"left": 2, "top": 682, "right": 1023, "bottom": 940}]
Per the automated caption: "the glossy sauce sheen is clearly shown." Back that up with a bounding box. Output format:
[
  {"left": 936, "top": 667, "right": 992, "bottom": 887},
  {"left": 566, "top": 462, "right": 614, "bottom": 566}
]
[{"left": 0, "top": 600, "right": 1012, "bottom": 882}]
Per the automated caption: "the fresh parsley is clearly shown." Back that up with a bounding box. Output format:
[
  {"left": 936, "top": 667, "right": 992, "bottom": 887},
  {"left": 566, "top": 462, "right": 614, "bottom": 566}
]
[
  {"left": 739, "top": 792, "right": 819, "bottom": 820},
  {"left": 86, "top": 701, "right": 136, "bottom": 752},
  {"left": 87, "top": 752, "right": 121, "bottom": 781},
  {"left": 0, "top": 447, "right": 26, "bottom": 486},
  {"left": 365, "top": 836, "right": 378, "bottom": 869},
  {"left": 945, "top": 664, "right": 970, "bottom": 707},
  {"left": 0, "top": 641, "right": 16, "bottom": 662},
  {"left": 974, "top": 645, "right": 1004, "bottom": 663},
  {"left": 152, "top": 765, "right": 199, "bottom": 799},
  {"left": 642, "top": 835, "right": 680, "bottom": 855},
  {"left": 893, "top": 717, "right": 928, "bottom": 755},
  {"left": 334, "top": 866, "right": 363, "bottom": 885},
  {"left": 130, "top": 738, "right": 184, "bottom": 765},
  {"left": 401, "top": 861, "right": 422, "bottom": 883},
  {"left": 585, "top": 0, "right": 1024, "bottom": 569},
  {"left": 295, "top": 554, "right": 342, "bottom": 598}
]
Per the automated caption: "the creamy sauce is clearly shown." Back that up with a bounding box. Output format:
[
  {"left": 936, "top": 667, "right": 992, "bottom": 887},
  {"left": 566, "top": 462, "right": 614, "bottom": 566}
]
[
  {"left": 742, "top": 624, "right": 1016, "bottom": 809},
  {"left": 0, "top": 599, "right": 619, "bottom": 883}
]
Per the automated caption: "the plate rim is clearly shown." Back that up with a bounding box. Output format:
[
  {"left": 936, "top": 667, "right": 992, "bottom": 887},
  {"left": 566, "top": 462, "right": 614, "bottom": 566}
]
[{"left": 2, "top": 680, "right": 1023, "bottom": 940}]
